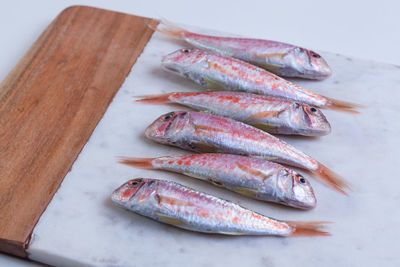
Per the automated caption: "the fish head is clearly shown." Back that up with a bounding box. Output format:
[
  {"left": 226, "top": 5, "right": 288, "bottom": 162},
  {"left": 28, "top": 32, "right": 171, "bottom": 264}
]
[
  {"left": 277, "top": 168, "right": 316, "bottom": 209},
  {"left": 289, "top": 48, "right": 332, "bottom": 79},
  {"left": 111, "top": 178, "right": 147, "bottom": 204},
  {"left": 111, "top": 178, "right": 157, "bottom": 206},
  {"left": 145, "top": 111, "right": 189, "bottom": 144},
  {"left": 306, "top": 50, "right": 332, "bottom": 79},
  {"left": 162, "top": 49, "right": 205, "bottom": 75},
  {"left": 289, "top": 103, "right": 331, "bottom": 136}
]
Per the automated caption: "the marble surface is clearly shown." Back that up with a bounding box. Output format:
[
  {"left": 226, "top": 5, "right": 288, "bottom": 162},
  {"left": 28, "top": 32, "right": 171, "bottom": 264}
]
[{"left": 26, "top": 29, "right": 400, "bottom": 266}]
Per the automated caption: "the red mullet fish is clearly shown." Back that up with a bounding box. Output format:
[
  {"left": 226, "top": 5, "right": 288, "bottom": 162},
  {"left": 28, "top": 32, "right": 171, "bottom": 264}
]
[
  {"left": 119, "top": 154, "right": 317, "bottom": 209},
  {"left": 136, "top": 91, "right": 331, "bottom": 136},
  {"left": 152, "top": 20, "right": 332, "bottom": 80},
  {"left": 112, "top": 178, "right": 330, "bottom": 236}
]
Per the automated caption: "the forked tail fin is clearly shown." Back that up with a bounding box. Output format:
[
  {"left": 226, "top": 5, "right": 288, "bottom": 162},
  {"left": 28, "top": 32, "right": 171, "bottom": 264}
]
[
  {"left": 135, "top": 93, "right": 174, "bottom": 104},
  {"left": 148, "top": 19, "right": 187, "bottom": 39},
  {"left": 118, "top": 157, "right": 155, "bottom": 169},
  {"left": 311, "top": 163, "right": 352, "bottom": 195},
  {"left": 325, "top": 96, "right": 363, "bottom": 114},
  {"left": 287, "top": 221, "right": 331, "bottom": 237}
]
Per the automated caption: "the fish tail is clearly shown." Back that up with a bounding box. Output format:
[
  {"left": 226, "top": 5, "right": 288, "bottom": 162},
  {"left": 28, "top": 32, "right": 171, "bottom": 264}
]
[
  {"left": 287, "top": 221, "right": 331, "bottom": 237},
  {"left": 135, "top": 93, "right": 173, "bottom": 104},
  {"left": 311, "top": 163, "right": 352, "bottom": 195},
  {"left": 118, "top": 157, "right": 154, "bottom": 169},
  {"left": 325, "top": 97, "right": 363, "bottom": 114},
  {"left": 149, "top": 18, "right": 187, "bottom": 39}
]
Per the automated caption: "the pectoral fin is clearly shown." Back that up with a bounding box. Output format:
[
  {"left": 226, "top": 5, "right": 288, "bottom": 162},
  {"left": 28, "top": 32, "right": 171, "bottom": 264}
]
[
  {"left": 156, "top": 213, "right": 189, "bottom": 226},
  {"left": 254, "top": 53, "right": 286, "bottom": 70},
  {"left": 255, "top": 52, "right": 287, "bottom": 59},
  {"left": 218, "top": 231, "right": 247, "bottom": 235},
  {"left": 251, "top": 122, "right": 279, "bottom": 132},
  {"left": 202, "top": 77, "right": 226, "bottom": 90},
  {"left": 246, "top": 111, "right": 282, "bottom": 120},
  {"left": 233, "top": 186, "right": 260, "bottom": 198},
  {"left": 188, "top": 141, "right": 220, "bottom": 153},
  {"left": 193, "top": 123, "right": 231, "bottom": 135},
  {"left": 259, "top": 64, "right": 283, "bottom": 72},
  {"left": 199, "top": 109, "right": 214, "bottom": 114},
  {"left": 252, "top": 155, "right": 280, "bottom": 161}
]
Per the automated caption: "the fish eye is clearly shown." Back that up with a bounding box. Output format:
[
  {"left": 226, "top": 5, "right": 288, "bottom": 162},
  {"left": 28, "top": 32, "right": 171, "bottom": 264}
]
[
  {"left": 295, "top": 174, "right": 306, "bottom": 184},
  {"left": 182, "top": 49, "right": 190, "bottom": 53},
  {"left": 310, "top": 107, "right": 317, "bottom": 112},
  {"left": 163, "top": 112, "right": 175, "bottom": 121},
  {"left": 312, "top": 52, "right": 320, "bottom": 58},
  {"left": 129, "top": 178, "right": 142, "bottom": 186}
]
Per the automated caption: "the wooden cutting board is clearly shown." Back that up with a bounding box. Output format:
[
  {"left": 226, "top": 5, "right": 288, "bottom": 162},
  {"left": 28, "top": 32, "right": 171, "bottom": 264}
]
[{"left": 0, "top": 5, "right": 157, "bottom": 258}]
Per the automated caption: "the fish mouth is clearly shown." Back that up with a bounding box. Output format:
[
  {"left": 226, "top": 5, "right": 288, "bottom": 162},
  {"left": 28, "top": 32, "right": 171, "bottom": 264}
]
[
  {"left": 318, "top": 66, "right": 332, "bottom": 78},
  {"left": 111, "top": 180, "right": 145, "bottom": 203},
  {"left": 315, "top": 125, "right": 331, "bottom": 136},
  {"left": 311, "top": 116, "right": 332, "bottom": 136},
  {"left": 161, "top": 54, "right": 180, "bottom": 74},
  {"left": 145, "top": 112, "right": 183, "bottom": 143},
  {"left": 111, "top": 187, "right": 126, "bottom": 203},
  {"left": 144, "top": 121, "right": 170, "bottom": 144},
  {"left": 301, "top": 111, "right": 331, "bottom": 136},
  {"left": 302, "top": 123, "right": 331, "bottom": 136},
  {"left": 304, "top": 50, "right": 332, "bottom": 79},
  {"left": 289, "top": 180, "right": 317, "bottom": 209},
  {"left": 305, "top": 60, "right": 332, "bottom": 80},
  {"left": 162, "top": 64, "right": 180, "bottom": 74},
  {"left": 144, "top": 122, "right": 158, "bottom": 140},
  {"left": 293, "top": 196, "right": 317, "bottom": 210},
  {"left": 285, "top": 193, "right": 316, "bottom": 210},
  {"left": 306, "top": 68, "right": 332, "bottom": 80}
]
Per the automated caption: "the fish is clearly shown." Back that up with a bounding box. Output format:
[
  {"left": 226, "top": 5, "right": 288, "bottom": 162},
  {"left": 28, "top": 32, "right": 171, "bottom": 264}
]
[
  {"left": 118, "top": 154, "right": 317, "bottom": 209},
  {"left": 161, "top": 49, "right": 360, "bottom": 113},
  {"left": 144, "top": 111, "right": 350, "bottom": 194},
  {"left": 111, "top": 178, "right": 330, "bottom": 236},
  {"left": 151, "top": 20, "right": 332, "bottom": 80},
  {"left": 136, "top": 91, "right": 331, "bottom": 136}
]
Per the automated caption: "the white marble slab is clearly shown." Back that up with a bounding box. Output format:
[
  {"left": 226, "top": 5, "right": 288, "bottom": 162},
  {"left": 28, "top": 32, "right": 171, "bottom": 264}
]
[{"left": 26, "top": 29, "right": 400, "bottom": 266}]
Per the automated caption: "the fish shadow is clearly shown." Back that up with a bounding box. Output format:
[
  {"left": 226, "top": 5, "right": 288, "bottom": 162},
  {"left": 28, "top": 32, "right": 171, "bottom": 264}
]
[{"left": 275, "top": 134, "right": 321, "bottom": 143}]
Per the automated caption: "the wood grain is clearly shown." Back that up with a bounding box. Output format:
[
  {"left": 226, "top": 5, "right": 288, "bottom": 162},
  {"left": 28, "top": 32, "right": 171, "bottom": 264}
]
[{"left": 0, "top": 5, "right": 158, "bottom": 257}]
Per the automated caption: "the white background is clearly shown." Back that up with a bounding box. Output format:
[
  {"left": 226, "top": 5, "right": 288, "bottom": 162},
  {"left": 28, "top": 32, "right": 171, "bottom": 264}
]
[{"left": 1, "top": 0, "right": 399, "bottom": 266}]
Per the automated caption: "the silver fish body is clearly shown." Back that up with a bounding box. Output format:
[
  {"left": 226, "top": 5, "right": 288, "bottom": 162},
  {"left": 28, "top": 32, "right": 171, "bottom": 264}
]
[
  {"left": 145, "top": 111, "right": 317, "bottom": 170},
  {"left": 161, "top": 49, "right": 329, "bottom": 107},
  {"left": 119, "top": 154, "right": 317, "bottom": 209},
  {"left": 137, "top": 91, "right": 331, "bottom": 136},
  {"left": 156, "top": 21, "right": 332, "bottom": 80},
  {"left": 111, "top": 178, "right": 329, "bottom": 236}
]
